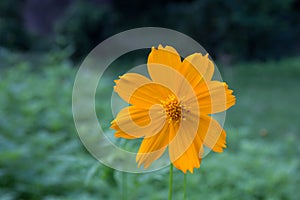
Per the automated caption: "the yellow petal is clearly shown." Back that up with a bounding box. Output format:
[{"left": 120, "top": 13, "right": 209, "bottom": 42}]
[
  {"left": 148, "top": 45, "right": 181, "bottom": 70},
  {"left": 111, "top": 105, "right": 165, "bottom": 139},
  {"left": 183, "top": 53, "right": 214, "bottom": 83},
  {"left": 171, "top": 132, "right": 203, "bottom": 173},
  {"left": 136, "top": 122, "right": 171, "bottom": 168},
  {"left": 169, "top": 106, "right": 200, "bottom": 173},
  {"left": 146, "top": 63, "right": 200, "bottom": 106},
  {"left": 198, "top": 115, "right": 227, "bottom": 152},
  {"left": 167, "top": 53, "right": 212, "bottom": 90},
  {"left": 169, "top": 113, "right": 226, "bottom": 173},
  {"left": 148, "top": 47, "right": 215, "bottom": 99},
  {"left": 196, "top": 81, "right": 236, "bottom": 114},
  {"left": 129, "top": 82, "right": 175, "bottom": 108},
  {"left": 114, "top": 73, "right": 151, "bottom": 103},
  {"left": 147, "top": 45, "right": 182, "bottom": 85}
]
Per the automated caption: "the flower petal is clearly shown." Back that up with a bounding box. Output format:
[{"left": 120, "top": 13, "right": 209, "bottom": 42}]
[
  {"left": 169, "top": 106, "right": 200, "bottom": 173},
  {"left": 129, "top": 82, "right": 175, "bottom": 108},
  {"left": 198, "top": 115, "right": 227, "bottom": 152},
  {"left": 136, "top": 122, "right": 171, "bottom": 168},
  {"left": 164, "top": 53, "right": 213, "bottom": 91},
  {"left": 147, "top": 45, "right": 182, "bottom": 82},
  {"left": 148, "top": 47, "right": 215, "bottom": 99},
  {"left": 146, "top": 63, "right": 199, "bottom": 106},
  {"left": 114, "top": 73, "right": 151, "bottom": 103},
  {"left": 183, "top": 53, "right": 214, "bottom": 83},
  {"left": 171, "top": 129, "right": 203, "bottom": 173},
  {"left": 196, "top": 81, "right": 236, "bottom": 114},
  {"left": 169, "top": 110, "right": 226, "bottom": 173},
  {"left": 111, "top": 105, "right": 165, "bottom": 139},
  {"left": 147, "top": 45, "right": 186, "bottom": 90}
]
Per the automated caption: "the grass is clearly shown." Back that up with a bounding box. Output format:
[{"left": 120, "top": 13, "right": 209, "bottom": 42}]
[
  {"left": 224, "top": 58, "right": 300, "bottom": 140},
  {"left": 0, "top": 55, "right": 299, "bottom": 200}
]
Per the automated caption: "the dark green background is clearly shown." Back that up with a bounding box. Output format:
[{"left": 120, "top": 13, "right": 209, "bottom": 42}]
[{"left": 0, "top": 0, "right": 300, "bottom": 199}]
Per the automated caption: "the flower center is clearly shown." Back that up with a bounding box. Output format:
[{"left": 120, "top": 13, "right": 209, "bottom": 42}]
[{"left": 161, "top": 95, "right": 181, "bottom": 123}]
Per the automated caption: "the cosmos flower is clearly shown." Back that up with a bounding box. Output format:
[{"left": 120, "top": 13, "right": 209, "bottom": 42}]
[{"left": 111, "top": 45, "right": 236, "bottom": 173}]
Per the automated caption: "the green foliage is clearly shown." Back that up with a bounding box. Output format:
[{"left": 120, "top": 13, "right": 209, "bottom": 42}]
[
  {"left": 0, "top": 60, "right": 111, "bottom": 199},
  {"left": 55, "top": 0, "right": 115, "bottom": 61},
  {"left": 55, "top": 0, "right": 300, "bottom": 61},
  {"left": 166, "top": 0, "right": 300, "bottom": 60},
  {"left": 186, "top": 134, "right": 300, "bottom": 200},
  {"left": 1, "top": 55, "right": 300, "bottom": 199},
  {"left": 1, "top": 0, "right": 299, "bottom": 61},
  {"left": 224, "top": 57, "right": 300, "bottom": 139}
]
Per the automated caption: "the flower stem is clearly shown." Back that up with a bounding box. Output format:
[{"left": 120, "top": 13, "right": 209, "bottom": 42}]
[
  {"left": 183, "top": 173, "right": 187, "bottom": 200},
  {"left": 168, "top": 164, "right": 174, "bottom": 200},
  {"left": 122, "top": 172, "right": 127, "bottom": 200}
]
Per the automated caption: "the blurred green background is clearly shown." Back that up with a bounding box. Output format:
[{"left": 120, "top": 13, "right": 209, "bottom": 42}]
[{"left": 0, "top": 0, "right": 300, "bottom": 199}]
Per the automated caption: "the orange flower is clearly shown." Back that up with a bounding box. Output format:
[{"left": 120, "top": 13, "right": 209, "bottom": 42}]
[{"left": 111, "top": 45, "right": 236, "bottom": 173}]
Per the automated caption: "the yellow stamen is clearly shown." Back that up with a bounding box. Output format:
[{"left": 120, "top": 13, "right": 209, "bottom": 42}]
[{"left": 161, "top": 95, "right": 181, "bottom": 123}]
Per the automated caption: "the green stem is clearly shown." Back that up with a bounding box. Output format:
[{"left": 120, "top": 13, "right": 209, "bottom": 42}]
[
  {"left": 122, "top": 172, "right": 127, "bottom": 200},
  {"left": 183, "top": 173, "right": 187, "bottom": 200},
  {"left": 168, "top": 164, "right": 174, "bottom": 200}
]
